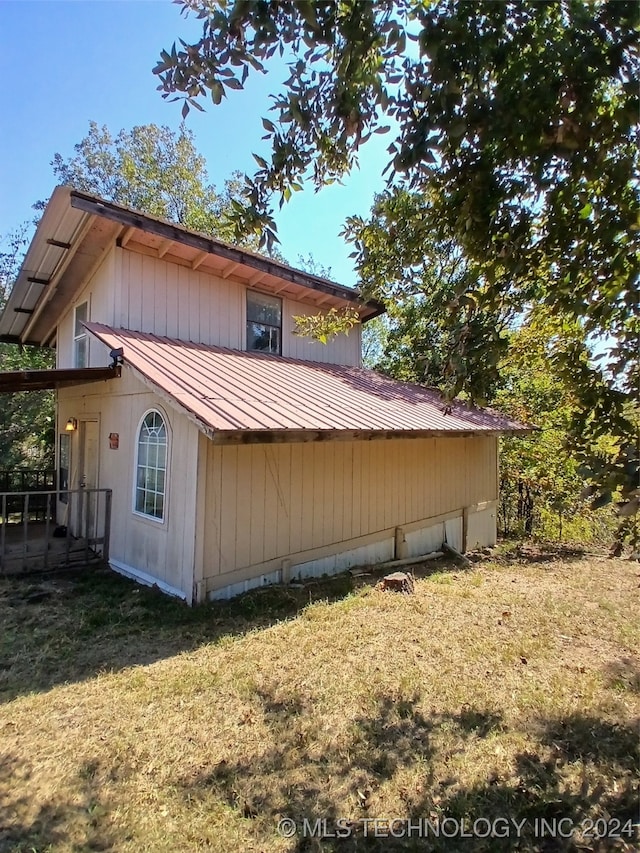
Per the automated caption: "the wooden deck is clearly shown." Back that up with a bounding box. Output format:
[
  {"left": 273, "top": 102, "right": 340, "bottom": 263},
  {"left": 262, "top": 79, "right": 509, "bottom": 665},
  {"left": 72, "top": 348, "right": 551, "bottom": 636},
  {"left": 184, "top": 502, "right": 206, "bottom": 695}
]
[{"left": 0, "top": 521, "right": 105, "bottom": 573}]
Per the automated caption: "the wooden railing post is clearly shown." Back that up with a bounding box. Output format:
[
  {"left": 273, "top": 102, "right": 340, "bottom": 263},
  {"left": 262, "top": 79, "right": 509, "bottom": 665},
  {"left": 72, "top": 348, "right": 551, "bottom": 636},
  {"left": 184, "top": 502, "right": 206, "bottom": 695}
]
[
  {"left": 83, "top": 489, "right": 89, "bottom": 564},
  {"left": 103, "top": 490, "right": 112, "bottom": 563},
  {"left": 22, "top": 493, "right": 29, "bottom": 571},
  {"left": 65, "top": 493, "right": 72, "bottom": 565},
  {"left": 0, "top": 493, "right": 6, "bottom": 572}
]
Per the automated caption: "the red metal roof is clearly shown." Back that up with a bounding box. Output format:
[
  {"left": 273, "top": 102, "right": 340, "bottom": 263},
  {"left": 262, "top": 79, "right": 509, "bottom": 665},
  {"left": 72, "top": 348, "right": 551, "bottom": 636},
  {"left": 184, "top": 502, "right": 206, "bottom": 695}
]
[{"left": 86, "top": 323, "right": 530, "bottom": 438}]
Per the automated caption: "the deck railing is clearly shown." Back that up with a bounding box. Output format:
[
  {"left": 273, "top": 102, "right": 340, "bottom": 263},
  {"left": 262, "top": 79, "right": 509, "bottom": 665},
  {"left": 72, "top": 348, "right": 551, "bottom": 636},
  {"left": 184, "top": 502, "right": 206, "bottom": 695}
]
[
  {"left": 0, "top": 468, "right": 56, "bottom": 491},
  {"left": 0, "top": 469, "right": 56, "bottom": 522},
  {"left": 0, "top": 488, "right": 112, "bottom": 573}
]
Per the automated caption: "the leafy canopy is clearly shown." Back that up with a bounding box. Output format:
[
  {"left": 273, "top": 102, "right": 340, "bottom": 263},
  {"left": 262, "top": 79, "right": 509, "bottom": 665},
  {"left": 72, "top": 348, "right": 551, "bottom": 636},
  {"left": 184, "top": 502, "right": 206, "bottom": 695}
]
[
  {"left": 156, "top": 0, "right": 639, "bottom": 518},
  {"left": 493, "top": 309, "right": 618, "bottom": 543},
  {"left": 155, "top": 0, "right": 638, "bottom": 379},
  {"left": 45, "top": 121, "right": 259, "bottom": 246},
  {"left": 345, "top": 187, "right": 512, "bottom": 403}
]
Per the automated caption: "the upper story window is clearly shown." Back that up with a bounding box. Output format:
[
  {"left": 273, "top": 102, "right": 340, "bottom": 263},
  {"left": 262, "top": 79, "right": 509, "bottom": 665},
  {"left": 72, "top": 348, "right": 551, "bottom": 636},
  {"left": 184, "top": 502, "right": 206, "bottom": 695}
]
[
  {"left": 134, "top": 410, "right": 168, "bottom": 521},
  {"left": 246, "top": 290, "right": 281, "bottom": 355},
  {"left": 74, "top": 302, "right": 88, "bottom": 367}
]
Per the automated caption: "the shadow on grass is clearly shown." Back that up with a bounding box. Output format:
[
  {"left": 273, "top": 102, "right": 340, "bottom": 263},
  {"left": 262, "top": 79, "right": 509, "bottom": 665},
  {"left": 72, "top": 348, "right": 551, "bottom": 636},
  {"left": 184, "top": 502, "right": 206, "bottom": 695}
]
[
  {"left": 603, "top": 657, "right": 640, "bottom": 695},
  {"left": 0, "top": 550, "right": 474, "bottom": 704},
  {"left": 495, "top": 541, "right": 595, "bottom": 566},
  {"left": 0, "top": 565, "right": 363, "bottom": 704},
  {"left": 178, "top": 689, "right": 639, "bottom": 852},
  {"left": 0, "top": 752, "right": 119, "bottom": 852},
  {"left": 0, "top": 539, "right": 628, "bottom": 707},
  {"left": 179, "top": 692, "right": 504, "bottom": 839}
]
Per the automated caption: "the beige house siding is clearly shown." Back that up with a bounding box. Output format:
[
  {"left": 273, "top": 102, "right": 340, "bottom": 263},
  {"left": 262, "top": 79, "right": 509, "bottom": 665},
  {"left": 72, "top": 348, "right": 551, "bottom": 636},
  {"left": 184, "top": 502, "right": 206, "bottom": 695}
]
[
  {"left": 118, "top": 248, "right": 361, "bottom": 365},
  {"left": 57, "top": 370, "right": 199, "bottom": 600},
  {"left": 55, "top": 245, "right": 361, "bottom": 369},
  {"left": 56, "top": 247, "right": 117, "bottom": 368},
  {"left": 51, "top": 246, "right": 498, "bottom": 604},
  {"left": 55, "top": 374, "right": 499, "bottom": 603},
  {"left": 198, "top": 435, "right": 498, "bottom": 596}
]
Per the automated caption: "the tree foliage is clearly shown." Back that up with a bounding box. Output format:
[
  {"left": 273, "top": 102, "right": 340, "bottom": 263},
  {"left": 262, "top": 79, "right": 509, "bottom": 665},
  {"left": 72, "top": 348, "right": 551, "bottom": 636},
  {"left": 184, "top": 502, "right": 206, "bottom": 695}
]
[
  {"left": 45, "top": 121, "right": 260, "bottom": 247},
  {"left": 492, "top": 310, "right": 618, "bottom": 544},
  {"left": 293, "top": 253, "right": 360, "bottom": 343},
  {"left": 296, "top": 252, "right": 334, "bottom": 282},
  {"left": 0, "top": 344, "right": 55, "bottom": 471},
  {"left": 292, "top": 306, "right": 360, "bottom": 344},
  {"left": 156, "top": 0, "right": 639, "bottom": 526},
  {"left": 345, "top": 188, "right": 511, "bottom": 402}
]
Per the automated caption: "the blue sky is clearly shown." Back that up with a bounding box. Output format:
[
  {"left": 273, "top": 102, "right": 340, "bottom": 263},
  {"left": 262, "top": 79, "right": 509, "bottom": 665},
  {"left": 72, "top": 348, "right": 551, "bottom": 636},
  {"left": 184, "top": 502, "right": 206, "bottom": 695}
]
[{"left": 0, "top": 0, "right": 390, "bottom": 286}]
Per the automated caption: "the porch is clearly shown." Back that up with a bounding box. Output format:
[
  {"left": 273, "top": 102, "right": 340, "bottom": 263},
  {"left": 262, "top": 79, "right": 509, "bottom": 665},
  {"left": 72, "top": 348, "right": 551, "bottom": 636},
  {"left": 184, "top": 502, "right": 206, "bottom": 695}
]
[{"left": 0, "top": 483, "right": 112, "bottom": 574}]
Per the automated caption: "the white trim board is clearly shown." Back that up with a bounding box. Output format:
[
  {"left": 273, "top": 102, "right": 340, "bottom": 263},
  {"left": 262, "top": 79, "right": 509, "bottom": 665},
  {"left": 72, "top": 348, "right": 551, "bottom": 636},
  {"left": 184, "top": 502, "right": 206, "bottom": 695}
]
[{"left": 109, "top": 558, "right": 187, "bottom": 601}]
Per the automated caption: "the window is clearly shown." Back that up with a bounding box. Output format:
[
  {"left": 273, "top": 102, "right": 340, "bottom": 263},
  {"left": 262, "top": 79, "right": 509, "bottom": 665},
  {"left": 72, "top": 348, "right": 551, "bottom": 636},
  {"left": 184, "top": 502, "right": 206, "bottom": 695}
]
[
  {"left": 74, "top": 302, "right": 88, "bottom": 367},
  {"left": 134, "top": 410, "right": 167, "bottom": 521},
  {"left": 246, "top": 290, "right": 282, "bottom": 355}
]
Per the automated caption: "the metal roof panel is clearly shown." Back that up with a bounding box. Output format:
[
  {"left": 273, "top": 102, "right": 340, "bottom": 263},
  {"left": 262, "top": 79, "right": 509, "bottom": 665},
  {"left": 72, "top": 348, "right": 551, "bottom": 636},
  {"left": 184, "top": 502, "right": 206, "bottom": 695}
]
[{"left": 85, "top": 323, "right": 532, "bottom": 438}]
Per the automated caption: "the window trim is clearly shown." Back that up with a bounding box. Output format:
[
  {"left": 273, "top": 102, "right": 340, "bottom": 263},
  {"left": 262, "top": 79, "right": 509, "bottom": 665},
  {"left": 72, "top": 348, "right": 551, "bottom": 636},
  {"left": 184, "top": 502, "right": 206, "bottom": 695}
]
[
  {"left": 246, "top": 289, "right": 282, "bottom": 356},
  {"left": 132, "top": 408, "right": 170, "bottom": 525},
  {"left": 73, "top": 301, "right": 89, "bottom": 368}
]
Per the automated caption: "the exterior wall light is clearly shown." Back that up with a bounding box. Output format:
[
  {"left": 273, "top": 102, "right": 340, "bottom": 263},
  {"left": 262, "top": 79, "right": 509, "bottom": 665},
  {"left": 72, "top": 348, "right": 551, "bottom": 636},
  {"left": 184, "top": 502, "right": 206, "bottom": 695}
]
[{"left": 65, "top": 417, "right": 78, "bottom": 432}]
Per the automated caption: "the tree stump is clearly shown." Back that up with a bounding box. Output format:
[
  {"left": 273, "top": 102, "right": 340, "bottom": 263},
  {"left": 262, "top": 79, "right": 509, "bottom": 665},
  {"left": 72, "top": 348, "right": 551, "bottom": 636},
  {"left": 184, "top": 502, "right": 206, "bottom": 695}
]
[{"left": 375, "top": 571, "right": 415, "bottom": 594}]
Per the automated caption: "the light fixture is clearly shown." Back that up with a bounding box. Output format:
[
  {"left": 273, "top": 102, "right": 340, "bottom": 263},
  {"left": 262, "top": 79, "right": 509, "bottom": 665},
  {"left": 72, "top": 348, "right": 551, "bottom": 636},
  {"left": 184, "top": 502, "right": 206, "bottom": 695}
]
[{"left": 65, "top": 417, "right": 78, "bottom": 432}]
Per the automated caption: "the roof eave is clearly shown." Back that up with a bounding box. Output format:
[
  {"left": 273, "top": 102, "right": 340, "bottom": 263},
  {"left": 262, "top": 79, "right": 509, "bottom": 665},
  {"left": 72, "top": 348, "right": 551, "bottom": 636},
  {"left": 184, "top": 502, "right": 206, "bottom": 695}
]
[
  {"left": 208, "top": 426, "right": 533, "bottom": 445},
  {"left": 69, "top": 190, "right": 384, "bottom": 319},
  {"left": 0, "top": 365, "right": 121, "bottom": 393},
  {"left": 0, "top": 186, "right": 92, "bottom": 345}
]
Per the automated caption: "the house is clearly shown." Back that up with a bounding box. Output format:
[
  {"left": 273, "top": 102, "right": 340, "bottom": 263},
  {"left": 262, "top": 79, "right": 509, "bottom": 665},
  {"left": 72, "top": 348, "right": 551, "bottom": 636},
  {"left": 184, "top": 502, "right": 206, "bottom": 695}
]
[{"left": 0, "top": 186, "right": 527, "bottom": 602}]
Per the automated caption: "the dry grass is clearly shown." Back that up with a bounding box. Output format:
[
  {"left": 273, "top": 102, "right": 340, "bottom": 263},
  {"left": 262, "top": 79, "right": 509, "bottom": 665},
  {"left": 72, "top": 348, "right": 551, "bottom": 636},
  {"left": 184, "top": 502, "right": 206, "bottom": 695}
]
[{"left": 0, "top": 546, "right": 638, "bottom": 852}]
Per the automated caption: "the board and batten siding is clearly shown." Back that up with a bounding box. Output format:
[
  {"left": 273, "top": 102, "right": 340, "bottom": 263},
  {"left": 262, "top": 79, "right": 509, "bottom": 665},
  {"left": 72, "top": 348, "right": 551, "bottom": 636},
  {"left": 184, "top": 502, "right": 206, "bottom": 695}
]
[
  {"left": 56, "top": 247, "right": 117, "bottom": 368},
  {"left": 56, "top": 245, "right": 361, "bottom": 368},
  {"left": 198, "top": 435, "right": 498, "bottom": 596},
  {"left": 118, "top": 248, "right": 361, "bottom": 365}
]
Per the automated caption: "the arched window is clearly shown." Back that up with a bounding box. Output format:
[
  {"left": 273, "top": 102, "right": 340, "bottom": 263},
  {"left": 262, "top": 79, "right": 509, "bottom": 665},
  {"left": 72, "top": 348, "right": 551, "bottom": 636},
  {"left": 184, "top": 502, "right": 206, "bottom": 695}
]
[{"left": 134, "top": 410, "right": 167, "bottom": 520}]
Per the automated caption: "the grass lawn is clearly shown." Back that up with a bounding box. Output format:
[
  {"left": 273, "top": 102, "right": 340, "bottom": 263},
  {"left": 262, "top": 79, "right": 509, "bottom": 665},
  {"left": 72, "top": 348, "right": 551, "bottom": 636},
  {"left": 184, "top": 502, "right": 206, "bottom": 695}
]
[{"left": 0, "top": 546, "right": 638, "bottom": 852}]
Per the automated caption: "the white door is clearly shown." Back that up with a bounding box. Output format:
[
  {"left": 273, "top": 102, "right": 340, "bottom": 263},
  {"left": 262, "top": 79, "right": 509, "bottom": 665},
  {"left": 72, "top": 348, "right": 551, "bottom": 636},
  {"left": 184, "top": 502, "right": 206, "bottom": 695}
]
[{"left": 78, "top": 420, "right": 99, "bottom": 540}]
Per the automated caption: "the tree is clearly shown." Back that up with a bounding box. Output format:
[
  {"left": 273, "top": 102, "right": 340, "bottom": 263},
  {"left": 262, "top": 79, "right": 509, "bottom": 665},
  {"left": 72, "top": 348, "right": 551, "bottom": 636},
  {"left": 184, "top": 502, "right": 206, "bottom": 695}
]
[
  {"left": 345, "top": 188, "right": 512, "bottom": 401},
  {"left": 296, "top": 252, "right": 333, "bottom": 282},
  {"left": 492, "top": 310, "right": 618, "bottom": 543},
  {"left": 348, "top": 192, "right": 632, "bottom": 544},
  {"left": 45, "top": 121, "right": 261, "bottom": 247},
  {"left": 155, "top": 0, "right": 639, "bottom": 529},
  {"left": 364, "top": 287, "right": 620, "bottom": 541}
]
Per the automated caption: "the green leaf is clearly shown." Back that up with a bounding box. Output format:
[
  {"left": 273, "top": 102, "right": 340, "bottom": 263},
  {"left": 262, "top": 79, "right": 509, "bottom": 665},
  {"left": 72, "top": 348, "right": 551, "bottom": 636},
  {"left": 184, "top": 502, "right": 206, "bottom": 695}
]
[{"left": 211, "top": 82, "right": 224, "bottom": 105}]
